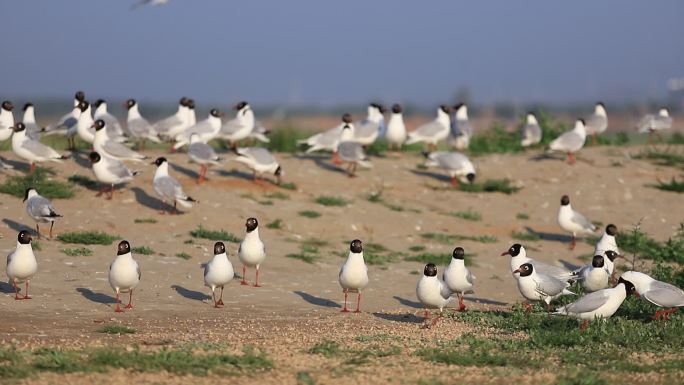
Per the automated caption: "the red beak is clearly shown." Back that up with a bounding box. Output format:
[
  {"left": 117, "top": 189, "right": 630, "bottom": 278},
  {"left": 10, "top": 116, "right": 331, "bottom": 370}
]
[
  {"left": 501, "top": 251, "right": 510, "bottom": 256},
  {"left": 512, "top": 268, "right": 521, "bottom": 274}
]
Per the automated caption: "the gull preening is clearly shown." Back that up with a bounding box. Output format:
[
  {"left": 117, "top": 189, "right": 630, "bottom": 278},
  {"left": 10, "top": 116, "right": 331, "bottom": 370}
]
[
  {"left": 513, "top": 263, "right": 575, "bottom": 312},
  {"left": 238, "top": 218, "right": 266, "bottom": 287},
  {"left": 89, "top": 151, "right": 139, "bottom": 199},
  {"left": 548, "top": 119, "right": 586, "bottom": 164},
  {"left": 558, "top": 195, "right": 597, "bottom": 249},
  {"left": 152, "top": 157, "right": 196, "bottom": 213},
  {"left": 188, "top": 133, "right": 220, "bottom": 184},
  {"left": 108, "top": 240, "right": 140, "bottom": 313},
  {"left": 6, "top": 230, "right": 38, "bottom": 300},
  {"left": 11, "top": 122, "right": 68, "bottom": 172},
  {"left": 502, "top": 243, "right": 573, "bottom": 281},
  {"left": 384, "top": 104, "right": 407, "bottom": 151},
  {"left": 520, "top": 112, "right": 542, "bottom": 147},
  {"left": 443, "top": 247, "right": 475, "bottom": 311},
  {"left": 621, "top": 271, "right": 684, "bottom": 321},
  {"left": 416, "top": 263, "right": 452, "bottom": 327},
  {"left": 421, "top": 150, "right": 476, "bottom": 188},
  {"left": 24, "top": 188, "right": 62, "bottom": 239},
  {"left": 233, "top": 147, "right": 282, "bottom": 184},
  {"left": 405, "top": 105, "right": 451, "bottom": 151},
  {"left": 338, "top": 239, "right": 369, "bottom": 313},
  {"left": 204, "top": 241, "right": 234, "bottom": 308},
  {"left": 584, "top": 102, "right": 608, "bottom": 144},
  {"left": 449, "top": 103, "right": 473, "bottom": 150},
  {"left": 638, "top": 107, "right": 672, "bottom": 143}
]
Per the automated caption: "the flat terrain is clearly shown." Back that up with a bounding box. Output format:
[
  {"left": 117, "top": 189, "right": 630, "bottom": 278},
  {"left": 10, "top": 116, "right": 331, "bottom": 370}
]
[{"left": 0, "top": 143, "right": 683, "bottom": 384}]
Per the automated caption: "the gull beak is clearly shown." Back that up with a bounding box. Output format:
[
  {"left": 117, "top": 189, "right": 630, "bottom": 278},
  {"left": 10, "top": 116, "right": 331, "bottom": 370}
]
[
  {"left": 512, "top": 268, "right": 521, "bottom": 275},
  {"left": 615, "top": 254, "right": 625, "bottom": 260},
  {"left": 501, "top": 251, "right": 510, "bottom": 256},
  {"left": 632, "top": 291, "right": 640, "bottom": 298},
  {"left": 28, "top": 235, "right": 33, "bottom": 242},
  {"left": 90, "top": 123, "right": 97, "bottom": 129}
]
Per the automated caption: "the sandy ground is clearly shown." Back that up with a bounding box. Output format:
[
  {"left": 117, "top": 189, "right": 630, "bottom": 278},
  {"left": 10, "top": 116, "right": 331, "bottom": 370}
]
[{"left": 0, "top": 144, "right": 683, "bottom": 384}]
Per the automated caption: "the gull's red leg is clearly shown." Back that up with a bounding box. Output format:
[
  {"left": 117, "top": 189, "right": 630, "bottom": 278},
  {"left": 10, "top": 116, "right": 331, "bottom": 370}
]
[
  {"left": 240, "top": 266, "right": 248, "bottom": 285},
  {"left": 217, "top": 286, "right": 224, "bottom": 306},
  {"left": 341, "top": 292, "right": 349, "bottom": 313},
  {"left": 354, "top": 292, "right": 362, "bottom": 313},
  {"left": 125, "top": 290, "right": 133, "bottom": 309},
  {"left": 114, "top": 292, "right": 124, "bottom": 313},
  {"left": 254, "top": 267, "right": 261, "bottom": 287}
]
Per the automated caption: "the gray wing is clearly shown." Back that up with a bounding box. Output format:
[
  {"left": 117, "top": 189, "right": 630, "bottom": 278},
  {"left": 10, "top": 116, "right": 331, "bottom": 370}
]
[
  {"left": 153, "top": 114, "right": 183, "bottom": 134},
  {"left": 136, "top": 263, "right": 141, "bottom": 280},
  {"left": 186, "top": 120, "right": 214, "bottom": 136},
  {"left": 562, "top": 290, "right": 611, "bottom": 314},
  {"left": 643, "top": 282, "right": 684, "bottom": 307},
  {"left": 433, "top": 152, "right": 468, "bottom": 171},
  {"left": 353, "top": 119, "right": 380, "bottom": 139},
  {"left": 550, "top": 131, "right": 583, "bottom": 152},
  {"left": 47, "top": 112, "right": 77, "bottom": 131},
  {"left": 106, "top": 159, "right": 134, "bottom": 179},
  {"left": 7, "top": 251, "right": 14, "bottom": 267},
  {"left": 571, "top": 211, "right": 595, "bottom": 231},
  {"left": 102, "top": 115, "right": 124, "bottom": 137},
  {"left": 533, "top": 261, "right": 573, "bottom": 280},
  {"left": 25, "top": 123, "right": 43, "bottom": 140},
  {"left": 584, "top": 114, "right": 607, "bottom": 133},
  {"left": 154, "top": 176, "right": 184, "bottom": 199},
  {"left": 28, "top": 196, "right": 57, "bottom": 218},
  {"left": 128, "top": 118, "right": 154, "bottom": 137},
  {"left": 237, "top": 147, "right": 275, "bottom": 165},
  {"left": 452, "top": 119, "right": 473, "bottom": 137},
  {"left": 188, "top": 142, "right": 218, "bottom": 161},
  {"left": 221, "top": 118, "right": 249, "bottom": 135},
  {"left": 466, "top": 269, "right": 475, "bottom": 286},
  {"left": 415, "top": 120, "right": 446, "bottom": 137},
  {"left": 22, "top": 139, "right": 60, "bottom": 159},
  {"left": 533, "top": 274, "right": 567, "bottom": 296},
  {"left": 337, "top": 141, "right": 366, "bottom": 162},
  {"left": 522, "top": 123, "right": 542, "bottom": 141},
  {"left": 102, "top": 141, "right": 143, "bottom": 159}
]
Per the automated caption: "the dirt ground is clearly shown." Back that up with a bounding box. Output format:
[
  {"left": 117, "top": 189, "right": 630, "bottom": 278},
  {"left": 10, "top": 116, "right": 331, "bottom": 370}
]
[{"left": 0, "top": 143, "right": 683, "bottom": 384}]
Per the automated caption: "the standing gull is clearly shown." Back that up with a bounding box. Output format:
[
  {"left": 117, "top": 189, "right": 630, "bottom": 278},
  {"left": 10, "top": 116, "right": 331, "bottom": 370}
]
[
  {"left": 219, "top": 101, "right": 255, "bottom": 150},
  {"left": 577, "top": 255, "right": 610, "bottom": 292},
  {"left": 584, "top": 102, "right": 608, "bottom": 144},
  {"left": 233, "top": 147, "right": 282, "bottom": 184},
  {"left": 421, "top": 150, "right": 475, "bottom": 188},
  {"left": 11, "top": 123, "right": 68, "bottom": 172},
  {"left": 405, "top": 105, "right": 451, "bottom": 151},
  {"left": 416, "top": 263, "right": 452, "bottom": 328},
  {"left": 108, "top": 240, "right": 140, "bottom": 313},
  {"left": 297, "top": 117, "right": 344, "bottom": 162},
  {"left": 152, "top": 157, "right": 197, "bottom": 213},
  {"left": 44, "top": 91, "right": 84, "bottom": 146},
  {"left": 153, "top": 97, "right": 189, "bottom": 144},
  {"left": 75, "top": 101, "right": 96, "bottom": 145},
  {"left": 513, "top": 263, "right": 575, "bottom": 312},
  {"left": 92, "top": 120, "right": 147, "bottom": 162},
  {"left": 443, "top": 247, "right": 475, "bottom": 311},
  {"left": 548, "top": 119, "right": 586, "bottom": 164},
  {"left": 384, "top": 104, "right": 407, "bottom": 151},
  {"left": 621, "top": 271, "right": 684, "bottom": 321},
  {"left": 204, "top": 241, "right": 234, "bottom": 308},
  {"left": 188, "top": 133, "right": 220, "bottom": 184},
  {"left": 594, "top": 224, "right": 620, "bottom": 257},
  {"left": 554, "top": 277, "right": 636, "bottom": 329},
  {"left": 238, "top": 218, "right": 266, "bottom": 287},
  {"left": 502, "top": 244, "right": 574, "bottom": 281},
  {"left": 6, "top": 230, "right": 38, "bottom": 300},
  {"left": 558, "top": 195, "right": 597, "bottom": 249},
  {"left": 520, "top": 112, "right": 542, "bottom": 147},
  {"left": 125, "top": 99, "right": 161, "bottom": 149},
  {"left": 449, "top": 103, "right": 473, "bottom": 150},
  {"left": 89, "top": 151, "right": 139, "bottom": 199},
  {"left": 173, "top": 108, "right": 223, "bottom": 150},
  {"left": 339, "top": 239, "right": 369, "bottom": 313},
  {"left": 353, "top": 103, "right": 385, "bottom": 148},
  {"left": 336, "top": 116, "right": 372, "bottom": 177},
  {"left": 93, "top": 99, "right": 126, "bottom": 140},
  {"left": 638, "top": 107, "right": 672, "bottom": 143},
  {"left": 24, "top": 188, "right": 62, "bottom": 239},
  {"left": 0, "top": 101, "right": 15, "bottom": 142},
  {"left": 22, "top": 103, "right": 43, "bottom": 140}
]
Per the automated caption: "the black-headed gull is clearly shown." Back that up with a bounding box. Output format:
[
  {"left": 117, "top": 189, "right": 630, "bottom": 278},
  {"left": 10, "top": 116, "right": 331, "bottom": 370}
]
[
  {"left": 44, "top": 91, "right": 84, "bottom": 147},
  {"left": 638, "top": 107, "right": 672, "bottom": 143},
  {"left": 548, "top": 119, "right": 586, "bottom": 164},
  {"left": 443, "top": 247, "right": 474, "bottom": 311},
  {"left": 353, "top": 103, "right": 385, "bottom": 148},
  {"left": 188, "top": 134, "right": 220, "bottom": 184},
  {"left": 22, "top": 103, "right": 43, "bottom": 140},
  {"left": 152, "top": 157, "right": 196, "bottom": 214},
  {"left": 502, "top": 244, "right": 574, "bottom": 281},
  {"left": 125, "top": 99, "right": 161, "bottom": 149},
  {"left": 417, "top": 263, "right": 452, "bottom": 328},
  {"left": 520, "top": 112, "right": 542, "bottom": 147},
  {"left": 109, "top": 240, "right": 140, "bottom": 313},
  {"left": 621, "top": 271, "right": 684, "bottom": 321},
  {"left": 75, "top": 101, "right": 96, "bottom": 144},
  {"left": 554, "top": 277, "right": 636, "bottom": 329},
  {"left": 92, "top": 120, "right": 147, "bottom": 162},
  {"left": 558, "top": 195, "right": 597, "bottom": 249},
  {"left": 405, "top": 105, "right": 451, "bottom": 151},
  {"left": 154, "top": 97, "right": 189, "bottom": 143},
  {"left": 6, "top": 230, "right": 38, "bottom": 300},
  {"left": 594, "top": 224, "right": 619, "bottom": 257},
  {"left": 219, "top": 101, "right": 255, "bottom": 150},
  {"left": 233, "top": 147, "right": 282, "bottom": 185},
  {"left": 204, "top": 241, "right": 234, "bottom": 308},
  {"left": 238, "top": 218, "right": 266, "bottom": 287},
  {"left": 339, "top": 239, "right": 369, "bottom": 313},
  {"left": 11, "top": 123, "right": 68, "bottom": 172},
  {"left": 173, "top": 108, "right": 223, "bottom": 150},
  {"left": 336, "top": 119, "right": 372, "bottom": 178},
  {"left": 93, "top": 99, "right": 126, "bottom": 141},
  {"left": 421, "top": 150, "right": 475, "bottom": 188},
  {"left": 89, "top": 151, "right": 139, "bottom": 200},
  {"left": 24, "top": 188, "right": 62, "bottom": 239},
  {"left": 513, "top": 263, "right": 575, "bottom": 312},
  {"left": 584, "top": 102, "right": 608, "bottom": 145},
  {"left": 297, "top": 116, "right": 345, "bottom": 161},
  {"left": 0, "top": 101, "right": 15, "bottom": 142},
  {"left": 449, "top": 103, "right": 473, "bottom": 150},
  {"left": 577, "top": 255, "right": 610, "bottom": 292},
  {"left": 384, "top": 104, "right": 406, "bottom": 151}
]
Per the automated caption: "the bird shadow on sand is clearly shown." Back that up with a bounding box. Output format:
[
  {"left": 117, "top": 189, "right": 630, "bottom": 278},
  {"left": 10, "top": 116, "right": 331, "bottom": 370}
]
[
  {"left": 393, "top": 295, "right": 422, "bottom": 309},
  {"left": 171, "top": 163, "right": 200, "bottom": 180},
  {"left": 528, "top": 153, "right": 563, "bottom": 162},
  {"left": 409, "top": 169, "right": 450, "bottom": 183},
  {"left": 294, "top": 154, "right": 347, "bottom": 175},
  {"left": 71, "top": 151, "right": 92, "bottom": 169},
  {"left": 464, "top": 297, "right": 508, "bottom": 306},
  {"left": 372, "top": 312, "right": 424, "bottom": 324},
  {"left": 171, "top": 285, "right": 211, "bottom": 302},
  {"left": 2, "top": 219, "right": 34, "bottom": 235},
  {"left": 76, "top": 288, "right": 117, "bottom": 304},
  {"left": 524, "top": 226, "right": 572, "bottom": 243},
  {"left": 293, "top": 291, "right": 341, "bottom": 308},
  {"left": 0, "top": 281, "right": 15, "bottom": 294},
  {"left": 131, "top": 187, "right": 178, "bottom": 213},
  {"left": 216, "top": 168, "right": 255, "bottom": 182},
  {"left": 0, "top": 158, "right": 29, "bottom": 171}
]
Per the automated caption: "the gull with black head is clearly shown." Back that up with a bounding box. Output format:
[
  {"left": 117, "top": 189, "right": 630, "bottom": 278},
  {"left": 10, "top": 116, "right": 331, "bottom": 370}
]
[
  {"left": 238, "top": 218, "right": 266, "bottom": 287},
  {"left": 338, "top": 239, "right": 369, "bottom": 313},
  {"left": 108, "top": 240, "right": 140, "bottom": 313},
  {"left": 6, "top": 230, "right": 38, "bottom": 300},
  {"left": 416, "top": 263, "right": 452, "bottom": 328},
  {"left": 204, "top": 241, "right": 234, "bottom": 308}
]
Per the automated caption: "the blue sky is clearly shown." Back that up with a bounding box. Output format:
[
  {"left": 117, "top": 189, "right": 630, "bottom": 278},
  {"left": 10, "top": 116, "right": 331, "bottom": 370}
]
[{"left": 1, "top": 0, "right": 683, "bottom": 107}]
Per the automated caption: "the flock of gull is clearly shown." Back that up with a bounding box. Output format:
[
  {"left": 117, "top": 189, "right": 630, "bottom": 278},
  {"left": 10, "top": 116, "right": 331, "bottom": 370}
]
[{"left": 1, "top": 91, "right": 681, "bottom": 328}]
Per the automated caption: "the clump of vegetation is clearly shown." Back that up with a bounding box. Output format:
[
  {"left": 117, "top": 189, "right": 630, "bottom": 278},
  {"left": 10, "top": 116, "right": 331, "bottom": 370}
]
[
  {"left": 61, "top": 247, "right": 93, "bottom": 257},
  {"left": 98, "top": 325, "right": 136, "bottom": 334},
  {"left": 308, "top": 340, "right": 342, "bottom": 357},
  {"left": 634, "top": 149, "right": 684, "bottom": 169},
  {"left": 516, "top": 212, "right": 530, "bottom": 220},
  {"left": 469, "top": 122, "right": 522, "bottom": 156},
  {"left": 57, "top": 231, "right": 120, "bottom": 245},
  {"left": 286, "top": 238, "right": 329, "bottom": 264},
  {"left": 448, "top": 208, "right": 482, "bottom": 221},
  {"left": 134, "top": 218, "right": 158, "bottom": 224},
  {"left": 421, "top": 232, "right": 496, "bottom": 244},
  {"left": 32, "top": 241, "right": 43, "bottom": 251},
  {"left": 264, "top": 191, "right": 289, "bottom": 200},
  {"left": 307, "top": 339, "right": 401, "bottom": 366},
  {"left": 460, "top": 179, "right": 521, "bottom": 195},
  {"left": 404, "top": 252, "right": 474, "bottom": 266},
  {"left": 279, "top": 182, "right": 297, "bottom": 190},
  {"left": 265, "top": 124, "right": 312, "bottom": 153},
  {"left": 67, "top": 175, "right": 99, "bottom": 189},
  {"left": 653, "top": 176, "right": 684, "bottom": 193},
  {"left": 175, "top": 252, "right": 192, "bottom": 260},
  {"left": 296, "top": 371, "right": 316, "bottom": 385},
  {"left": 409, "top": 245, "right": 426, "bottom": 252},
  {"left": 266, "top": 219, "right": 283, "bottom": 229},
  {"left": 190, "top": 225, "right": 241, "bottom": 243},
  {"left": 0, "top": 167, "right": 75, "bottom": 199},
  {"left": 298, "top": 210, "right": 321, "bottom": 218},
  {"left": 132, "top": 246, "right": 155, "bottom": 255},
  {"left": 314, "top": 195, "right": 350, "bottom": 207},
  {"left": 360, "top": 242, "right": 401, "bottom": 266},
  {"left": 286, "top": 252, "right": 319, "bottom": 264},
  {"left": 617, "top": 223, "right": 684, "bottom": 265}
]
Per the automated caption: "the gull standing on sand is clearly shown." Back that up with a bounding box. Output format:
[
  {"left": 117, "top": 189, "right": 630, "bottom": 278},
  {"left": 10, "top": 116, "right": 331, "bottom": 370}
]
[
  {"left": 548, "top": 119, "right": 586, "bottom": 164},
  {"left": 513, "top": 263, "right": 575, "bottom": 312},
  {"left": 638, "top": 107, "right": 672, "bottom": 143},
  {"left": 152, "top": 157, "right": 197, "bottom": 213},
  {"left": 384, "top": 104, "right": 407, "bottom": 151},
  {"left": 353, "top": 103, "right": 385, "bottom": 148},
  {"left": 416, "top": 263, "right": 452, "bottom": 327},
  {"left": 44, "top": 91, "right": 84, "bottom": 142},
  {"left": 22, "top": 103, "right": 43, "bottom": 140},
  {"left": 449, "top": 103, "right": 473, "bottom": 150},
  {"left": 89, "top": 151, "right": 139, "bottom": 199},
  {"left": 584, "top": 102, "right": 608, "bottom": 144},
  {"left": 6, "top": 230, "right": 38, "bottom": 300},
  {"left": 621, "top": 271, "right": 684, "bottom": 321},
  {"left": 24, "top": 188, "right": 62, "bottom": 239},
  {"left": 154, "top": 97, "right": 189, "bottom": 142},
  {"left": 233, "top": 147, "right": 282, "bottom": 184},
  {"left": 558, "top": 195, "right": 597, "bottom": 249},
  {"left": 75, "top": 101, "right": 96, "bottom": 144},
  {"left": 421, "top": 150, "right": 475, "bottom": 188},
  {"left": 554, "top": 277, "right": 636, "bottom": 329},
  {"left": 11, "top": 123, "right": 68, "bottom": 172},
  {"left": 238, "top": 218, "right": 266, "bottom": 287},
  {"left": 173, "top": 108, "right": 223, "bottom": 150},
  {"left": 577, "top": 255, "right": 610, "bottom": 292},
  {"left": 125, "top": 99, "right": 161, "bottom": 149},
  {"left": 188, "top": 133, "right": 220, "bottom": 184},
  {"left": 336, "top": 116, "right": 372, "bottom": 177},
  {"left": 0, "top": 101, "right": 15, "bottom": 142},
  {"left": 520, "top": 112, "right": 542, "bottom": 147},
  {"left": 108, "top": 240, "right": 140, "bottom": 313},
  {"left": 405, "top": 105, "right": 451, "bottom": 151},
  {"left": 502, "top": 244, "right": 573, "bottom": 281},
  {"left": 443, "top": 247, "right": 475, "bottom": 311},
  {"left": 93, "top": 99, "right": 126, "bottom": 140},
  {"left": 92, "top": 120, "right": 147, "bottom": 162},
  {"left": 219, "top": 101, "right": 255, "bottom": 150},
  {"left": 339, "top": 239, "right": 369, "bottom": 313},
  {"left": 204, "top": 241, "right": 234, "bottom": 308},
  {"left": 297, "top": 114, "right": 346, "bottom": 163}
]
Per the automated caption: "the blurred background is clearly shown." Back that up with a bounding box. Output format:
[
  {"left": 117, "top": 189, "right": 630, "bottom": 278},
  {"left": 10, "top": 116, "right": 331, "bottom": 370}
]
[{"left": 1, "top": 0, "right": 683, "bottom": 124}]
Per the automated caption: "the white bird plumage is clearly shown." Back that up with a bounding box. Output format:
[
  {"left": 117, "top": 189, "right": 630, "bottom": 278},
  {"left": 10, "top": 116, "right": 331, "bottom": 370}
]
[
  {"left": 338, "top": 240, "right": 369, "bottom": 313},
  {"left": 108, "top": 240, "right": 140, "bottom": 313},
  {"left": 6, "top": 231, "right": 38, "bottom": 300},
  {"left": 238, "top": 218, "right": 266, "bottom": 287},
  {"left": 204, "top": 241, "right": 235, "bottom": 308}
]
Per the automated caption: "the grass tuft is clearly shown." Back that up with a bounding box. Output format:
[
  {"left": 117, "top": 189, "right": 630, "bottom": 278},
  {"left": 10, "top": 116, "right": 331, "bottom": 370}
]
[
  {"left": 57, "top": 231, "right": 120, "bottom": 245},
  {"left": 314, "top": 195, "right": 350, "bottom": 207},
  {"left": 460, "top": 179, "right": 520, "bottom": 195},
  {"left": 266, "top": 219, "right": 283, "bottom": 229},
  {"left": 653, "top": 176, "right": 684, "bottom": 193},
  {"left": 190, "top": 225, "right": 241, "bottom": 243},
  {"left": 67, "top": 175, "right": 99, "bottom": 189},
  {"left": 448, "top": 208, "right": 482, "bottom": 221},
  {"left": 421, "top": 232, "right": 496, "bottom": 244},
  {"left": 516, "top": 212, "right": 530, "bottom": 220},
  {"left": 175, "top": 252, "right": 192, "bottom": 260},
  {"left": 404, "top": 252, "right": 474, "bottom": 266},
  {"left": 134, "top": 218, "right": 158, "bottom": 224},
  {"left": 132, "top": 246, "right": 155, "bottom": 255},
  {"left": 0, "top": 167, "right": 75, "bottom": 199},
  {"left": 511, "top": 230, "right": 541, "bottom": 241},
  {"left": 61, "top": 247, "right": 93, "bottom": 257},
  {"left": 298, "top": 210, "right": 321, "bottom": 218},
  {"left": 97, "top": 325, "right": 136, "bottom": 334}
]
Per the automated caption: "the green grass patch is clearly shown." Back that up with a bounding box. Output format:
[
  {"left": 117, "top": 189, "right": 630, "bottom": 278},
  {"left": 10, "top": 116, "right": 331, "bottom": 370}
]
[
  {"left": 298, "top": 210, "right": 321, "bottom": 218},
  {"left": 265, "top": 124, "right": 312, "bottom": 153},
  {"left": 634, "top": 149, "right": 684, "bottom": 169},
  {"left": 134, "top": 218, "right": 158, "bottom": 224},
  {"left": 175, "top": 252, "right": 192, "bottom": 260},
  {"left": 421, "top": 232, "right": 497, "bottom": 244},
  {"left": 307, "top": 339, "right": 401, "bottom": 366},
  {"left": 404, "top": 252, "right": 474, "bottom": 266},
  {"left": 0, "top": 167, "right": 75, "bottom": 199},
  {"left": 279, "top": 182, "right": 297, "bottom": 190},
  {"left": 67, "top": 175, "right": 99, "bottom": 189},
  {"left": 314, "top": 195, "right": 350, "bottom": 206},
  {"left": 617, "top": 224, "right": 684, "bottom": 264},
  {"left": 190, "top": 225, "right": 241, "bottom": 243},
  {"left": 468, "top": 122, "right": 523, "bottom": 156},
  {"left": 516, "top": 212, "right": 529, "bottom": 220},
  {"left": 296, "top": 371, "right": 316, "bottom": 385},
  {"left": 32, "top": 241, "right": 43, "bottom": 251},
  {"left": 308, "top": 340, "right": 342, "bottom": 357},
  {"left": 653, "top": 176, "right": 684, "bottom": 193},
  {"left": 286, "top": 252, "right": 319, "bottom": 264},
  {"left": 460, "top": 178, "right": 520, "bottom": 195},
  {"left": 132, "top": 246, "right": 155, "bottom": 255},
  {"left": 448, "top": 208, "right": 482, "bottom": 221},
  {"left": 409, "top": 245, "right": 425, "bottom": 252},
  {"left": 264, "top": 191, "right": 289, "bottom": 200},
  {"left": 61, "top": 247, "right": 93, "bottom": 257},
  {"left": 57, "top": 231, "right": 120, "bottom": 245},
  {"left": 266, "top": 219, "right": 283, "bottom": 229},
  {"left": 97, "top": 325, "right": 136, "bottom": 334}
]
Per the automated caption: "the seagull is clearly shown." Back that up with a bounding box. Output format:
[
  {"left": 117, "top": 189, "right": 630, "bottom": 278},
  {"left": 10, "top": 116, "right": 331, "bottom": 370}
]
[
  {"left": 336, "top": 120, "right": 372, "bottom": 178},
  {"left": 584, "top": 102, "right": 608, "bottom": 144},
  {"left": 6, "top": 230, "right": 38, "bottom": 300},
  {"left": 185, "top": 98, "right": 197, "bottom": 127},
  {"left": 93, "top": 99, "right": 126, "bottom": 140},
  {"left": 238, "top": 218, "right": 266, "bottom": 287},
  {"left": 449, "top": 103, "right": 473, "bottom": 150},
  {"left": 248, "top": 121, "right": 271, "bottom": 143},
  {"left": 548, "top": 119, "right": 586, "bottom": 164},
  {"left": 384, "top": 104, "right": 407, "bottom": 151},
  {"left": 75, "top": 100, "right": 96, "bottom": 144},
  {"left": 204, "top": 241, "right": 234, "bottom": 308},
  {"left": 353, "top": 103, "right": 385, "bottom": 148},
  {"left": 621, "top": 271, "right": 684, "bottom": 321},
  {"left": 443, "top": 247, "right": 475, "bottom": 311},
  {"left": 173, "top": 108, "right": 223, "bottom": 150},
  {"left": 0, "top": 100, "right": 15, "bottom": 142},
  {"left": 152, "top": 157, "right": 196, "bottom": 213},
  {"left": 24, "top": 188, "right": 62, "bottom": 239},
  {"left": 502, "top": 244, "right": 574, "bottom": 281},
  {"left": 558, "top": 195, "right": 597, "bottom": 249},
  {"left": 125, "top": 99, "right": 161, "bottom": 149},
  {"left": 108, "top": 240, "right": 140, "bottom": 313},
  {"left": 21, "top": 103, "right": 43, "bottom": 140},
  {"left": 89, "top": 151, "right": 139, "bottom": 199},
  {"left": 416, "top": 263, "right": 453, "bottom": 328},
  {"left": 153, "top": 97, "right": 189, "bottom": 144},
  {"left": 577, "top": 255, "right": 610, "bottom": 292},
  {"left": 594, "top": 224, "right": 620, "bottom": 257},
  {"left": 638, "top": 107, "right": 672, "bottom": 143},
  {"left": 338, "top": 239, "right": 369, "bottom": 313},
  {"left": 11, "top": 123, "right": 68, "bottom": 172},
  {"left": 405, "top": 105, "right": 451, "bottom": 151},
  {"left": 513, "top": 263, "right": 575, "bottom": 312},
  {"left": 233, "top": 147, "right": 282, "bottom": 184},
  {"left": 44, "top": 91, "right": 84, "bottom": 147},
  {"left": 554, "top": 277, "right": 636, "bottom": 329},
  {"left": 92, "top": 120, "right": 147, "bottom": 162},
  {"left": 296, "top": 117, "right": 344, "bottom": 161},
  {"left": 219, "top": 101, "right": 255, "bottom": 150},
  {"left": 520, "top": 112, "right": 542, "bottom": 147},
  {"left": 421, "top": 151, "right": 475, "bottom": 188},
  {"left": 188, "top": 134, "right": 220, "bottom": 184}
]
